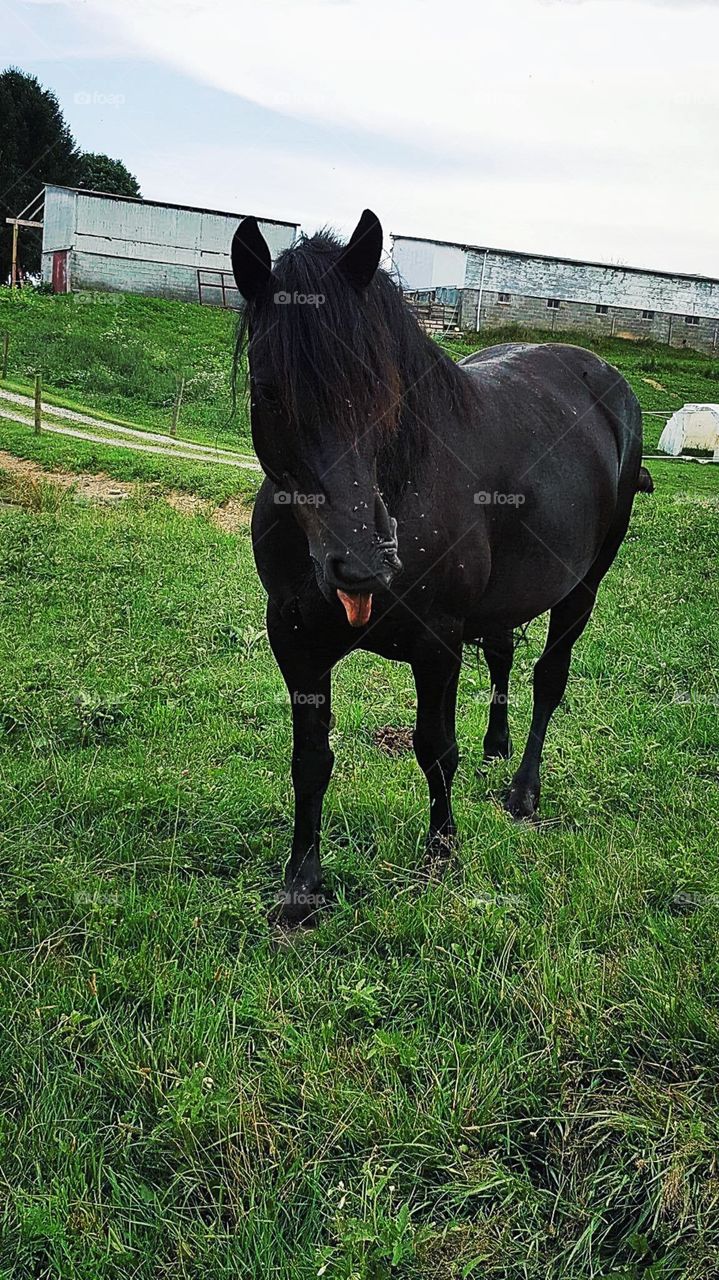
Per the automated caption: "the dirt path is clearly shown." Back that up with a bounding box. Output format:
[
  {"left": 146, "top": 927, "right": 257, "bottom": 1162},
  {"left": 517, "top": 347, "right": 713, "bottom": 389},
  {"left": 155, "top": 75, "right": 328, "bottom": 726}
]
[
  {"left": 0, "top": 450, "right": 252, "bottom": 531},
  {"left": 0, "top": 389, "right": 260, "bottom": 471}
]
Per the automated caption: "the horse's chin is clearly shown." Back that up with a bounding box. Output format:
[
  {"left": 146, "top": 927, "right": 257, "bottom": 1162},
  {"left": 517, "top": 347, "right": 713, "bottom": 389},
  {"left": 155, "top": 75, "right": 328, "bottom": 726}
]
[{"left": 336, "top": 590, "right": 373, "bottom": 627}]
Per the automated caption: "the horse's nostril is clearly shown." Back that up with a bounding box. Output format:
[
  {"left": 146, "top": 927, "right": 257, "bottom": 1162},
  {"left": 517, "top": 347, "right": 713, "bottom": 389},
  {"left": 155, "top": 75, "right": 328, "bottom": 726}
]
[
  {"left": 327, "top": 557, "right": 371, "bottom": 590},
  {"left": 327, "top": 557, "right": 401, "bottom": 595}
]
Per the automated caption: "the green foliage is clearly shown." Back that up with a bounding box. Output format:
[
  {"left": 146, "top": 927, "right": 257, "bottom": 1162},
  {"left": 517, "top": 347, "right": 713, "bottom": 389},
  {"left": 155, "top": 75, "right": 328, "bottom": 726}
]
[
  {"left": 1, "top": 288, "right": 719, "bottom": 1275},
  {"left": 0, "top": 68, "right": 81, "bottom": 278},
  {"left": 76, "top": 153, "right": 141, "bottom": 199}
]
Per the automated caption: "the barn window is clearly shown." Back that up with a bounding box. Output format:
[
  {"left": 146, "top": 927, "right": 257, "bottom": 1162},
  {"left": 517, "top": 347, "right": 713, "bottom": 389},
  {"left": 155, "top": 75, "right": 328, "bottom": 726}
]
[
  {"left": 686, "top": 315, "right": 700, "bottom": 326},
  {"left": 642, "top": 309, "right": 655, "bottom": 320},
  {"left": 596, "top": 304, "right": 609, "bottom": 315},
  {"left": 498, "top": 292, "right": 511, "bottom": 305},
  {"left": 547, "top": 298, "right": 561, "bottom": 310}
]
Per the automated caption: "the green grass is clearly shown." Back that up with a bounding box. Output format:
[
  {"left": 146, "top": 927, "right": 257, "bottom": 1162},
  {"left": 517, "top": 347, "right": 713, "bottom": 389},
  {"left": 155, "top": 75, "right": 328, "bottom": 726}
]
[
  {"left": 1, "top": 290, "right": 719, "bottom": 1277},
  {"left": 0, "top": 454, "right": 718, "bottom": 1278},
  {"left": 0, "top": 414, "right": 260, "bottom": 505},
  {"left": 0, "top": 286, "right": 246, "bottom": 451},
  {"left": 3, "top": 287, "right": 719, "bottom": 459}
]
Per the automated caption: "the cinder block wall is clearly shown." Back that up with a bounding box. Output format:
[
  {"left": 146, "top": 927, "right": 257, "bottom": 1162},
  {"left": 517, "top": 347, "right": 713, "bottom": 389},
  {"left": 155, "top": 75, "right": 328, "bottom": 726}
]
[
  {"left": 458, "top": 288, "right": 719, "bottom": 355},
  {"left": 65, "top": 251, "right": 223, "bottom": 304}
]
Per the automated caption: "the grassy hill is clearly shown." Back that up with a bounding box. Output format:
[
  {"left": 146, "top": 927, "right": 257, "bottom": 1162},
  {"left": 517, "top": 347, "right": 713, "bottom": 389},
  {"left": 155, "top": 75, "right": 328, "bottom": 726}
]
[
  {"left": 0, "top": 286, "right": 244, "bottom": 451},
  {"left": 3, "top": 285, "right": 719, "bottom": 457}
]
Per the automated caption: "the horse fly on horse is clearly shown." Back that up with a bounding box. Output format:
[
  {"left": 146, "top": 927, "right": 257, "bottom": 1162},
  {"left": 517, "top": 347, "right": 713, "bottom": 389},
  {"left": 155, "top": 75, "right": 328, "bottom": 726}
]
[{"left": 231, "top": 209, "right": 650, "bottom": 926}]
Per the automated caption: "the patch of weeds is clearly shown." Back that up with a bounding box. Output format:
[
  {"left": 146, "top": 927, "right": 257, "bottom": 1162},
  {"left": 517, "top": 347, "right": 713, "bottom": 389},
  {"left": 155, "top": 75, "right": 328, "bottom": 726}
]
[{"left": 74, "top": 692, "right": 128, "bottom": 744}]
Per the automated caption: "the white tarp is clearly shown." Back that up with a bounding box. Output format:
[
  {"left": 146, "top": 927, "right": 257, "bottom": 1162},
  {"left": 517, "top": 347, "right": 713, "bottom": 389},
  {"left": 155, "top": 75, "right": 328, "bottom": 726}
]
[{"left": 658, "top": 404, "right": 719, "bottom": 456}]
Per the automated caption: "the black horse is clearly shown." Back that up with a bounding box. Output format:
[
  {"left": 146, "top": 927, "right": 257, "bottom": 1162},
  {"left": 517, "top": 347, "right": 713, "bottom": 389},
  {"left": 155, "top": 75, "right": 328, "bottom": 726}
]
[{"left": 231, "top": 209, "right": 649, "bottom": 925}]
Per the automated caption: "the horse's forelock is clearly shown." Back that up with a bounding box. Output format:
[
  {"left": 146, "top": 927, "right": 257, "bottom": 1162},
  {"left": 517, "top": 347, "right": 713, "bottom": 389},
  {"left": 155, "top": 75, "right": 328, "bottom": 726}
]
[{"left": 234, "top": 230, "right": 477, "bottom": 465}]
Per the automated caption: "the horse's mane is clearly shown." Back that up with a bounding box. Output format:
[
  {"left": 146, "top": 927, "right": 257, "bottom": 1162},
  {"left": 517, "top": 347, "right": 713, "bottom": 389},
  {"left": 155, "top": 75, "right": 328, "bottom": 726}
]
[{"left": 233, "top": 230, "right": 477, "bottom": 488}]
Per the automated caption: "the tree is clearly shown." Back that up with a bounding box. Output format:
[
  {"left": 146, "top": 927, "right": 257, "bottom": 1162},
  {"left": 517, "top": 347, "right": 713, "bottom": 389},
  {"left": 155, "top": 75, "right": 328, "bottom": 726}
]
[
  {"left": 76, "top": 153, "right": 141, "bottom": 199},
  {"left": 0, "top": 67, "right": 82, "bottom": 280}
]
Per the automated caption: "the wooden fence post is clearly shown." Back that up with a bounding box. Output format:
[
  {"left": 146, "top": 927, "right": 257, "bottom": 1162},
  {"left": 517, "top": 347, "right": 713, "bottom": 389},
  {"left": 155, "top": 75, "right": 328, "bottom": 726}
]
[
  {"left": 1, "top": 332, "right": 8, "bottom": 380},
  {"left": 34, "top": 373, "right": 42, "bottom": 434},
  {"left": 11, "top": 224, "right": 19, "bottom": 289},
  {"left": 170, "top": 375, "right": 184, "bottom": 438}
]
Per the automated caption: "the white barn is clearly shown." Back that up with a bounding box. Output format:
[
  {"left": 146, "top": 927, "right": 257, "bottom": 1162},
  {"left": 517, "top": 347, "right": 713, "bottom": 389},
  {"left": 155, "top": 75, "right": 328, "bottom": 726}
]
[
  {"left": 391, "top": 233, "right": 719, "bottom": 353},
  {"left": 41, "top": 184, "right": 299, "bottom": 306}
]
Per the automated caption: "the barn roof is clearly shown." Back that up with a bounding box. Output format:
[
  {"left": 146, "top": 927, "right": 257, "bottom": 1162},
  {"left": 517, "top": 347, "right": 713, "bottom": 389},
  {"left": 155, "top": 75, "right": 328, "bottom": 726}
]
[
  {"left": 44, "top": 184, "right": 299, "bottom": 230},
  {"left": 390, "top": 232, "right": 719, "bottom": 291}
]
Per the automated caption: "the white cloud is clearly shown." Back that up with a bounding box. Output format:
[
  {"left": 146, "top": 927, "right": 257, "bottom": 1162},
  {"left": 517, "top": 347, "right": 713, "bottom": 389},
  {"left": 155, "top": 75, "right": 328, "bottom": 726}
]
[{"left": 17, "top": 0, "right": 719, "bottom": 273}]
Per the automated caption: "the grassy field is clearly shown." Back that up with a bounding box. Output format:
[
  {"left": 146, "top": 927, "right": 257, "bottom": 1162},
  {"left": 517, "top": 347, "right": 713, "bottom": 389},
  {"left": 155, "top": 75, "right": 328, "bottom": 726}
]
[
  {"left": 1, "top": 292, "right": 719, "bottom": 1278},
  {"left": 4, "top": 285, "right": 719, "bottom": 456},
  {"left": 0, "top": 287, "right": 243, "bottom": 452},
  {"left": 0, "top": 413, "right": 258, "bottom": 506}
]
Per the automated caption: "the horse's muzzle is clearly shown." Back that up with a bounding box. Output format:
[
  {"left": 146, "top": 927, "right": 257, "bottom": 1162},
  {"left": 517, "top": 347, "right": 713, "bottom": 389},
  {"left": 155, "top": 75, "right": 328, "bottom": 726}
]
[{"left": 321, "top": 535, "right": 402, "bottom": 627}]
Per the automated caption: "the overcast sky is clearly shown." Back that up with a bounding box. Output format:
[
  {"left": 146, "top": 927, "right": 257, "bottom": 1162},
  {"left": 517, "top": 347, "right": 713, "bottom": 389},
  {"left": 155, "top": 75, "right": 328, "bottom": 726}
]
[{"left": 6, "top": 0, "right": 719, "bottom": 275}]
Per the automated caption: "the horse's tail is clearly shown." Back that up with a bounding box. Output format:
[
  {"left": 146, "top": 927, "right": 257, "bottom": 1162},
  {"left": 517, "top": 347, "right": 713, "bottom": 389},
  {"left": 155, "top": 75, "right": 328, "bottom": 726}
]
[{"left": 636, "top": 466, "right": 654, "bottom": 495}]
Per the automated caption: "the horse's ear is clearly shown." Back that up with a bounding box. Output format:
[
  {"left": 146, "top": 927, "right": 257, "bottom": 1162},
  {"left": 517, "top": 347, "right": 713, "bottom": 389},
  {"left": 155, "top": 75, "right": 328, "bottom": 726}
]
[
  {"left": 337, "top": 208, "right": 383, "bottom": 290},
  {"left": 231, "top": 217, "right": 273, "bottom": 301}
]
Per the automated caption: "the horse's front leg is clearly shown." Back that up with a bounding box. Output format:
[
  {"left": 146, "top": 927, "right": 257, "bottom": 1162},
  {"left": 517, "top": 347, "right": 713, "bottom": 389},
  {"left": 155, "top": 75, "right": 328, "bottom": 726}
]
[
  {"left": 267, "top": 603, "right": 337, "bottom": 926},
  {"left": 410, "top": 631, "right": 463, "bottom": 864}
]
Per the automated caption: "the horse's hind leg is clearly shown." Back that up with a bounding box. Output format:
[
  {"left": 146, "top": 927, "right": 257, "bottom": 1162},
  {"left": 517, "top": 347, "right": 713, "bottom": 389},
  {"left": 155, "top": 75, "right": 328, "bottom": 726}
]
[
  {"left": 411, "top": 632, "right": 462, "bottom": 861},
  {"left": 504, "top": 584, "right": 597, "bottom": 819},
  {"left": 505, "top": 532, "right": 625, "bottom": 819},
  {"left": 481, "top": 628, "right": 515, "bottom": 760},
  {"left": 267, "top": 603, "right": 337, "bottom": 925}
]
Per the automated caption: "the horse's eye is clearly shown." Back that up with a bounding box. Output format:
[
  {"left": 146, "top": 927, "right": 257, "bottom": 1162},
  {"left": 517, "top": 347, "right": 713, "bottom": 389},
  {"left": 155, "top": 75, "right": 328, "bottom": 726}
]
[{"left": 254, "top": 383, "right": 281, "bottom": 411}]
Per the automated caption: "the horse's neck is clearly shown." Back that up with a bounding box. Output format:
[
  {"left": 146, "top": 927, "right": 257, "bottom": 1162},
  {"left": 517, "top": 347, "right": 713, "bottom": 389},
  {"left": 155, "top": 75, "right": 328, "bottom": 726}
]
[{"left": 377, "top": 414, "right": 433, "bottom": 506}]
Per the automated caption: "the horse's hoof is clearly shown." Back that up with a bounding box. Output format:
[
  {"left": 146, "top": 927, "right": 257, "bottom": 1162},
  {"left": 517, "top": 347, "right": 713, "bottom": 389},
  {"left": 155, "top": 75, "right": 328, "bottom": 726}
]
[
  {"left": 423, "top": 829, "right": 456, "bottom": 877},
  {"left": 504, "top": 784, "right": 539, "bottom": 821},
  {"left": 272, "top": 886, "right": 327, "bottom": 930},
  {"left": 483, "top": 734, "right": 513, "bottom": 762}
]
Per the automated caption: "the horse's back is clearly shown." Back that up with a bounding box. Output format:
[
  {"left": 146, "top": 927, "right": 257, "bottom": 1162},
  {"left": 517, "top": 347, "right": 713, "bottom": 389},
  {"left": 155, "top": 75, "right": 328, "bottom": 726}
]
[
  {"left": 458, "top": 342, "right": 536, "bottom": 367},
  {"left": 459, "top": 340, "right": 622, "bottom": 395},
  {"left": 458, "top": 340, "right": 641, "bottom": 484}
]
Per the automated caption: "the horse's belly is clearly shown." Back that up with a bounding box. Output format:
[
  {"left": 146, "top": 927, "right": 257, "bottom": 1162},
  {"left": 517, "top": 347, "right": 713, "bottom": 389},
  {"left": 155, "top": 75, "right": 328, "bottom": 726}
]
[
  {"left": 465, "top": 559, "right": 593, "bottom": 631},
  {"left": 457, "top": 493, "right": 615, "bottom": 630}
]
